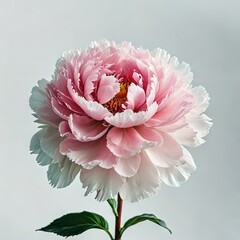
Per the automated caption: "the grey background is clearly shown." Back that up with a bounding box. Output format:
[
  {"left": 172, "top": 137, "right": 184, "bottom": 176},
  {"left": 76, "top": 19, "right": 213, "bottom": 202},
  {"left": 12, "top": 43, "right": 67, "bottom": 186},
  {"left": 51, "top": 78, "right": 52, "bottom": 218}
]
[{"left": 0, "top": 0, "right": 239, "bottom": 239}]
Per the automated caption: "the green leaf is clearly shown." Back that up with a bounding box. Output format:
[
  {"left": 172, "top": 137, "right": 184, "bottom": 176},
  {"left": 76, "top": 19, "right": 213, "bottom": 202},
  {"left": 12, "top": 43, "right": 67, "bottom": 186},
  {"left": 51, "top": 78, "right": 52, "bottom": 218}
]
[
  {"left": 37, "top": 211, "right": 113, "bottom": 239},
  {"left": 107, "top": 198, "right": 118, "bottom": 217},
  {"left": 120, "top": 213, "right": 172, "bottom": 236}
]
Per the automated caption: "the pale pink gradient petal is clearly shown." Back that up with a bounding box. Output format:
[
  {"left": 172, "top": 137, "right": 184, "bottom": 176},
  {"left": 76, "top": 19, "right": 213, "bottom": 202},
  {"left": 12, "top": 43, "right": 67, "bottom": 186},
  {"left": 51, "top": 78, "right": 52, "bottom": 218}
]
[
  {"left": 114, "top": 154, "right": 141, "bottom": 177},
  {"left": 170, "top": 125, "right": 199, "bottom": 147},
  {"left": 169, "top": 86, "right": 212, "bottom": 147},
  {"left": 147, "top": 91, "right": 194, "bottom": 127},
  {"left": 144, "top": 131, "right": 183, "bottom": 167},
  {"left": 135, "top": 125, "right": 163, "bottom": 144},
  {"left": 51, "top": 97, "right": 71, "bottom": 120},
  {"left": 190, "top": 86, "right": 210, "bottom": 114},
  {"left": 97, "top": 75, "right": 120, "bottom": 104},
  {"left": 126, "top": 83, "right": 145, "bottom": 110},
  {"left": 145, "top": 75, "right": 159, "bottom": 107},
  {"left": 135, "top": 58, "right": 150, "bottom": 85},
  {"left": 158, "top": 147, "right": 196, "bottom": 187},
  {"left": 81, "top": 62, "right": 101, "bottom": 101},
  {"left": 188, "top": 114, "right": 212, "bottom": 138},
  {"left": 132, "top": 72, "right": 143, "bottom": 88},
  {"left": 107, "top": 127, "right": 157, "bottom": 158},
  {"left": 30, "top": 79, "right": 61, "bottom": 125},
  {"left": 47, "top": 156, "right": 81, "bottom": 188},
  {"left": 57, "top": 91, "right": 84, "bottom": 114},
  {"left": 60, "top": 138, "right": 117, "bottom": 169},
  {"left": 80, "top": 166, "right": 125, "bottom": 201},
  {"left": 69, "top": 114, "right": 109, "bottom": 142},
  {"left": 172, "top": 114, "right": 212, "bottom": 147},
  {"left": 59, "top": 121, "right": 73, "bottom": 138},
  {"left": 120, "top": 151, "right": 161, "bottom": 202},
  {"left": 30, "top": 129, "right": 53, "bottom": 166},
  {"left": 40, "top": 126, "right": 64, "bottom": 162},
  {"left": 105, "top": 102, "right": 158, "bottom": 128},
  {"left": 67, "top": 79, "right": 111, "bottom": 120}
]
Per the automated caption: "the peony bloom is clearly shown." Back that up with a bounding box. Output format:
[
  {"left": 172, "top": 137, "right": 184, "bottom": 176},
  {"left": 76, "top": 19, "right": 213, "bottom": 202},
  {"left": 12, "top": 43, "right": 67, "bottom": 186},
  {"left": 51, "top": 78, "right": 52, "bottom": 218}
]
[{"left": 30, "top": 40, "right": 212, "bottom": 202}]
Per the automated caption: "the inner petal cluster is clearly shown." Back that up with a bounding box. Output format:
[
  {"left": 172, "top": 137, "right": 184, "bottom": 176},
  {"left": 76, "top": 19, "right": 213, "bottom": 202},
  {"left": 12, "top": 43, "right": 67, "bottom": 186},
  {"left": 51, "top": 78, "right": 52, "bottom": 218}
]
[{"left": 103, "top": 82, "right": 130, "bottom": 114}]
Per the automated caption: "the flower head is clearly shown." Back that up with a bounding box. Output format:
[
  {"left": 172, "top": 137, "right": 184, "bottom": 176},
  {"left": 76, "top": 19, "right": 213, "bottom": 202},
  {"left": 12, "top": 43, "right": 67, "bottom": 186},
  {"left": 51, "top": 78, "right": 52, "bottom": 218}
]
[{"left": 30, "top": 40, "right": 212, "bottom": 202}]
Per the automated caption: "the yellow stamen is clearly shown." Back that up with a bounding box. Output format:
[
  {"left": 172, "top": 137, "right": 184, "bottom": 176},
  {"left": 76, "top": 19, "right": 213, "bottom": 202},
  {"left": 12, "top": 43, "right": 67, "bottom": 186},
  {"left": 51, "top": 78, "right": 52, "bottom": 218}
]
[
  {"left": 115, "top": 82, "right": 128, "bottom": 99},
  {"left": 103, "top": 82, "right": 129, "bottom": 114}
]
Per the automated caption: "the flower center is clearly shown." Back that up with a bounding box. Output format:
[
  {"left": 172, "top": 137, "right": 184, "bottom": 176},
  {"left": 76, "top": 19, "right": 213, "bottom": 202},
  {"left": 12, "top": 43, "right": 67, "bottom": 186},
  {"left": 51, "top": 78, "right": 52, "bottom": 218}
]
[{"left": 103, "top": 82, "right": 129, "bottom": 114}]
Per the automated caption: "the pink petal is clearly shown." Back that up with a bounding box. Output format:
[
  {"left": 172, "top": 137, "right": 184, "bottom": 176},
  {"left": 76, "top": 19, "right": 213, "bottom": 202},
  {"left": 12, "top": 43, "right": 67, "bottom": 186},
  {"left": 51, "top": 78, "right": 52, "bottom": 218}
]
[
  {"left": 80, "top": 166, "right": 125, "bottom": 201},
  {"left": 149, "top": 99, "right": 193, "bottom": 127},
  {"left": 105, "top": 102, "right": 158, "bottom": 128},
  {"left": 29, "top": 79, "right": 61, "bottom": 125},
  {"left": 67, "top": 79, "right": 112, "bottom": 120},
  {"left": 58, "top": 91, "right": 84, "bottom": 114},
  {"left": 30, "top": 128, "right": 53, "bottom": 166},
  {"left": 158, "top": 147, "right": 196, "bottom": 187},
  {"left": 47, "top": 157, "right": 81, "bottom": 188},
  {"left": 191, "top": 86, "right": 210, "bottom": 114},
  {"left": 97, "top": 75, "right": 119, "bottom": 104},
  {"left": 144, "top": 131, "right": 183, "bottom": 167},
  {"left": 120, "top": 151, "right": 161, "bottom": 202},
  {"left": 145, "top": 75, "right": 159, "bottom": 107},
  {"left": 132, "top": 72, "right": 143, "bottom": 88},
  {"left": 170, "top": 125, "right": 198, "bottom": 147},
  {"left": 69, "top": 114, "right": 109, "bottom": 142},
  {"left": 51, "top": 97, "right": 71, "bottom": 120},
  {"left": 135, "top": 59, "right": 149, "bottom": 86},
  {"left": 59, "top": 121, "right": 74, "bottom": 138},
  {"left": 170, "top": 114, "right": 212, "bottom": 147},
  {"left": 126, "top": 83, "right": 146, "bottom": 110},
  {"left": 40, "top": 126, "right": 64, "bottom": 162},
  {"left": 135, "top": 125, "right": 163, "bottom": 144},
  {"left": 107, "top": 127, "right": 157, "bottom": 158},
  {"left": 60, "top": 137, "right": 117, "bottom": 169},
  {"left": 114, "top": 154, "right": 141, "bottom": 177},
  {"left": 187, "top": 114, "right": 212, "bottom": 138}
]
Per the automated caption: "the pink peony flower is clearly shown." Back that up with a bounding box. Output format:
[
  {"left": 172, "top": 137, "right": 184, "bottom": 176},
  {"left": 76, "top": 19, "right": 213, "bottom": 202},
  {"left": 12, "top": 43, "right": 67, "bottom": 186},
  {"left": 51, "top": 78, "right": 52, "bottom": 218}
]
[{"left": 30, "top": 40, "right": 212, "bottom": 202}]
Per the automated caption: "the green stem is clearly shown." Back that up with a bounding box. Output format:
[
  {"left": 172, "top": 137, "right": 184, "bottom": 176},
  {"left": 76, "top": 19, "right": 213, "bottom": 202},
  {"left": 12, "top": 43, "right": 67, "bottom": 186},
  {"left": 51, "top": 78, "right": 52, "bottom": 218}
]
[
  {"left": 106, "top": 229, "right": 114, "bottom": 240},
  {"left": 115, "top": 194, "right": 123, "bottom": 240}
]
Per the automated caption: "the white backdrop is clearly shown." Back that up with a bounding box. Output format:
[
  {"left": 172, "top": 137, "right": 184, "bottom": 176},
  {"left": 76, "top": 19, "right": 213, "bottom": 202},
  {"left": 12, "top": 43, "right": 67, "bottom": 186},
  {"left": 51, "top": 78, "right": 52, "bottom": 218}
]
[{"left": 1, "top": 0, "right": 239, "bottom": 239}]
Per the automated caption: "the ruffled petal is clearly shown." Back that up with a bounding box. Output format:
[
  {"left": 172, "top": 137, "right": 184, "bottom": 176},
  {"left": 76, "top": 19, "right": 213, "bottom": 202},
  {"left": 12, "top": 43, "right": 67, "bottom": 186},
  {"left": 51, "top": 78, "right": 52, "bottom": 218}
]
[
  {"left": 40, "top": 126, "right": 64, "bottom": 162},
  {"left": 105, "top": 102, "right": 158, "bottom": 128},
  {"left": 114, "top": 154, "right": 141, "bottom": 177},
  {"left": 107, "top": 127, "right": 159, "bottom": 158},
  {"left": 81, "top": 59, "right": 102, "bottom": 101},
  {"left": 120, "top": 152, "right": 161, "bottom": 202},
  {"left": 47, "top": 157, "right": 81, "bottom": 188},
  {"left": 97, "top": 74, "right": 120, "bottom": 104},
  {"left": 67, "top": 79, "right": 112, "bottom": 120},
  {"left": 187, "top": 114, "right": 212, "bottom": 139},
  {"left": 80, "top": 167, "right": 125, "bottom": 201},
  {"left": 191, "top": 86, "right": 210, "bottom": 114},
  {"left": 30, "top": 129, "right": 53, "bottom": 166},
  {"left": 135, "top": 125, "right": 163, "bottom": 143},
  {"left": 60, "top": 138, "right": 117, "bottom": 169},
  {"left": 29, "top": 79, "right": 61, "bottom": 125},
  {"left": 158, "top": 147, "right": 196, "bottom": 187},
  {"left": 29, "top": 79, "right": 48, "bottom": 114},
  {"left": 170, "top": 125, "right": 199, "bottom": 147},
  {"left": 144, "top": 131, "right": 183, "bottom": 167},
  {"left": 147, "top": 91, "right": 194, "bottom": 127},
  {"left": 151, "top": 48, "right": 193, "bottom": 84},
  {"left": 51, "top": 97, "right": 71, "bottom": 120},
  {"left": 170, "top": 115, "right": 212, "bottom": 147},
  {"left": 59, "top": 121, "right": 73, "bottom": 138},
  {"left": 68, "top": 114, "right": 109, "bottom": 142},
  {"left": 126, "top": 83, "right": 145, "bottom": 110}
]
